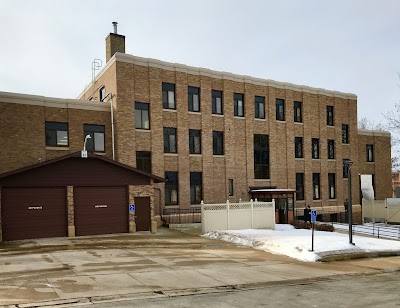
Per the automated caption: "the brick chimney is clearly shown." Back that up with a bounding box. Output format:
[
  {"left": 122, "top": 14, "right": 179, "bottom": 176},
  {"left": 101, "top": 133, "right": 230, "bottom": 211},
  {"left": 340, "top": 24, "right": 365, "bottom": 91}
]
[{"left": 106, "top": 22, "right": 125, "bottom": 62}]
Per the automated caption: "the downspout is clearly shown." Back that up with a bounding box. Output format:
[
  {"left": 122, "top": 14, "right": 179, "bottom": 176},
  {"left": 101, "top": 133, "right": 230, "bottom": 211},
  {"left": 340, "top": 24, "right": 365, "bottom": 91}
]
[{"left": 109, "top": 93, "right": 115, "bottom": 160}]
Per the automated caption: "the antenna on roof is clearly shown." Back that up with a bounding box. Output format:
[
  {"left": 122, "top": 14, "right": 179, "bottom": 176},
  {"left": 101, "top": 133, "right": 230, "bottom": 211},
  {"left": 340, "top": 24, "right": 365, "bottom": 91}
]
[{"left": 91, "top": 58, "right": 102, "bottom": 84}]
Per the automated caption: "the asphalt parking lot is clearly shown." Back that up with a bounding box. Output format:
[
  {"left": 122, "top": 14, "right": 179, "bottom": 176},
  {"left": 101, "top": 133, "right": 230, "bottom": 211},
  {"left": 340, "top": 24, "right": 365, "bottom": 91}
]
[{"left": 1, "top": 227, "right": 400, "bottom": 307}]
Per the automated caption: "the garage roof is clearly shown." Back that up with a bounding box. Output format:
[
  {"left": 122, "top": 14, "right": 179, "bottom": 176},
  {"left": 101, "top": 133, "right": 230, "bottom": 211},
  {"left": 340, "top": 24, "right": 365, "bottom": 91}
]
[{"left": 0, "top": 152, "right": 164, "bottom": 185}]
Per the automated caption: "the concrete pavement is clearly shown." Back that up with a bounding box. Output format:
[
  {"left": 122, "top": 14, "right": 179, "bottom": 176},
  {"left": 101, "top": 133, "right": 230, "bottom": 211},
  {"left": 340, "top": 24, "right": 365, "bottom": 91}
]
[{"left": 0, "top": 227, "right": 399, "bottom": 307}]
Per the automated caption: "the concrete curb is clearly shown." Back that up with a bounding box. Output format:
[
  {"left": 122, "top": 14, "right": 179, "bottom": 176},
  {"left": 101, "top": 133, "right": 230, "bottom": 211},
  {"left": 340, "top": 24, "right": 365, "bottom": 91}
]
[{"left": 319, "top": 250, "right": 400, "bottom": 262}]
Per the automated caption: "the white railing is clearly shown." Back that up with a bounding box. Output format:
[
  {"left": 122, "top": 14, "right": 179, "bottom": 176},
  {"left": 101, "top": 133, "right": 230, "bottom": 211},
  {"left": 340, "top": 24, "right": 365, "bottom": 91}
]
[{"left": 201, "top": 199, "right": 275, "bottom": 233}]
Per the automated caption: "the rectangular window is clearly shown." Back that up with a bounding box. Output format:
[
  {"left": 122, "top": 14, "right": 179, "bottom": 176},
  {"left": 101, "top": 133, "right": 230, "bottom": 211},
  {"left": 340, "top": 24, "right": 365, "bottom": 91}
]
[
  {"left": 188, "top": 86, "right": 200, "bottom": 112},
  {"left": 295, "top": 137, "right": 303, "bottom": 158},
  {"left": 136, "top": 151, "right": 151, "bottom": 173},
  {"left": 45, "top": 122, "right": 68, "bottom": 147},
  {"left": 296, "top": 173, "right": 305, "bottom": 200},
  {"left": 328, "top": 139, "right": 335, "bottom": 159},
  {"left": 189, "top": 129, "right": 201, "bottom": 154},
  {"left": 328, "top": 173, "right": 336, "bottom": 199},
  {"left": 162, "top": 82, "right": 176, "bottom": 109},
  {"left": 366, "top": 144, "right": 374, "bottom": 162},
  {"left": 213, "top": 131, "right": 224, "bottom": 155},
  {"left": 84, "top": 124, "right": 105, "bottom": 152},
  {"left": 313, "top": 173, "right": 321, "bottom": 200},
  {"left": 190, "top": 172, "right": 203, "bottom": 204},
  {"left": 312, "top": 138, "right": 320, "bottom": 159},
  {"left": 100, "top": 86, "right": 106, "bottom": 102},
  {"left": 135, "top": 102, "right": 150, "bottom": 129},
  {"left": 342, "top": 124, "right": 349, "bottom": 144},
  {"left": 327, "top": 106, "right": 334, "bottom": 126},
  {"left": 276, "top": 98, "right": 285, "bottom": 121},
  {"left": 234, "top": 93, "right": 244, "bottom": 117},
  {"left": 294, "top": 101, "right": 302, "bottom": 123},
  {"left": 165, "top": 172, "right": 178, "bottom": 205},
  {"left": 228, "top": 179, "right": 234, "bottom": 196},
  {"left": 254, "top": 134, "right": 270, "bottom": 179},
  {"left": 255, "top": 96, "right": 265, "bottom": 119},
  {"left": 212, "top": 90, "right": 223, "bottom": 115},
  {"left": 163, "top": 127, "right": 177, "bottom": 153},
  {"left": 343, "top": 159, "right": 349, "bottom": 178}
]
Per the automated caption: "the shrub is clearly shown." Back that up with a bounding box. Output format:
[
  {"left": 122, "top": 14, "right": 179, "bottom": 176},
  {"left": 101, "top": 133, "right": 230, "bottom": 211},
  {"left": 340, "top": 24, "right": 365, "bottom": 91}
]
[{"left": 292, "top": 220, "right": 334, "bottom": 232}]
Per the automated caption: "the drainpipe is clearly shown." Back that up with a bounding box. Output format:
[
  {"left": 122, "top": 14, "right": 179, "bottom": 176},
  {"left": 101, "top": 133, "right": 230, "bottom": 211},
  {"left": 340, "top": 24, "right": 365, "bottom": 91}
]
[{"left": 103, "top": 92, "right": 116, "bottom": 160}]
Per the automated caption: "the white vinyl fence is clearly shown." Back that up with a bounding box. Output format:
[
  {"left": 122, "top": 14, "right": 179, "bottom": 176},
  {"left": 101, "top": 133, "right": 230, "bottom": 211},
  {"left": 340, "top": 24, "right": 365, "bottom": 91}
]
[
  {"left": 362, "top": 198, "right": 400, "bottom": 223},
  {"left": 201, "top": 199, "right": 275, "bottom": 233}
]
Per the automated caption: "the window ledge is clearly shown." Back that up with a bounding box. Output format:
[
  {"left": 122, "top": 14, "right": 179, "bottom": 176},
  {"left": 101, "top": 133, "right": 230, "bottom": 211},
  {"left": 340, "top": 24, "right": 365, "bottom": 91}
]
[
  {"left": 255, "top": 118, "right": 266, "bottom": 121},
  {"left": 327, "top": 125, "right": 335, "bottom": 128},
  {"left": 328, "top": 159, "right": 336, "bottom": 161},
  {"left": 254, "top": 179, "right": 271, "bottom": 181},
  {"left": 188, "top": 111, "right": 201, "bottom": 115},
  {"left": 165, "top": 205, "right": 179, "bottom": 208},
  {"left": 46, "top": 146, "right": 70, "bottom": 151},
  {"left": 329, "top": 199, "right": 338, "bottom": 201},
  {"left": 189, "top": 154, "right": 202, "bottom": 157},
  {"left": 164, "top": 153, "right": 178, "bottom": 156},
  {"left": 312, "top": 200, "right": 322, "bottom": 202},
  {"left": 212, "top": 114, "right": 224, "bottom": 117},
  {"left": 312, "top": 158, "right": 321, "bottom": 161},
  {"left": 342, "top": 143, "right": 350, "bottom": 146},
  {"left": 234, "top": 116, "right": 245, "bottom": 119},
  {"left": 295, "top": 158, "right": 304, "bottom": 160},
  {"left": 163, "top": 108, "right": 177, "bottom": 113},
  {"left": 294, "top": 122, "right": 303, "bottom": 125},
  {"left": 190, "top": 204, "right": 201, "bottom": 207},
  {"left": 276, "top": 120, "right": 286, "bottom": 124},
  {"left": 136, "top": 129, "right": 151, "bottom": 133},
  {"left": 94, "top": 152, "right": 106, "bottom": 156},
  {"left": 367, "top": 161, "right": 375, "bottom": 164},
  {"left": 213, "top": 155, "right": 225, "bottom": 158}
]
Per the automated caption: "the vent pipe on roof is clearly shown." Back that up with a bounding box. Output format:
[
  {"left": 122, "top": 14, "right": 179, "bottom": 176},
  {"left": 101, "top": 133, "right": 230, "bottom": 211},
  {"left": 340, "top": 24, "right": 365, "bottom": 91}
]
[{"left": 112, "top": 22, "right": 118, "bottom": 34}]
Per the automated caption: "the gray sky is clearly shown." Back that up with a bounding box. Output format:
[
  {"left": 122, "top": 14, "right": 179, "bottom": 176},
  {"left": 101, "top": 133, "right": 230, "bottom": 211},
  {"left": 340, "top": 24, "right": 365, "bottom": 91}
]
[{"left": 1, "top": 0, "right": 399, "bottom": 124}]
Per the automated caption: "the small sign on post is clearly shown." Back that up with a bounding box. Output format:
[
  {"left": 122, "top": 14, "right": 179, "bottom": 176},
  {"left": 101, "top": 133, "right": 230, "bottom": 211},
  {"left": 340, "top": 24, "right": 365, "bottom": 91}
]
[
  {"left": 311, "top": 210, "right": 317, "bottom": 252},
  {"left": 129, "top": 204, "right": 135, "bottom": 212}
]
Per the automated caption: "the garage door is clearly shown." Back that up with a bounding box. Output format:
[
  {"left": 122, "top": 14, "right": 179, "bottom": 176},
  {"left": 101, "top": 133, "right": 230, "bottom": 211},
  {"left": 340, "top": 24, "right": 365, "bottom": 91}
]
[
  {"left": 1, "top": 187, "right": 67, "bottom": 241},
  {"left": 74, "top": 186, "right": 128, "bottom": 236}
]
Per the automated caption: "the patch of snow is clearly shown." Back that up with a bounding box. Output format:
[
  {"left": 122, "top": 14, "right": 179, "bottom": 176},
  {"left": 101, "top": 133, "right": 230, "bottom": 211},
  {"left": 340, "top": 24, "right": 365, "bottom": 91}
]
[{"left": 203, "top": 224, "right": 400, "bottom": 262}]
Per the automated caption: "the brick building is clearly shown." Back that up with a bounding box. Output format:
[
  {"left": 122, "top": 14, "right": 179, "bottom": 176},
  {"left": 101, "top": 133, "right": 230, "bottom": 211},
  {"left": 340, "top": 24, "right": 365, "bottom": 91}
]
[{"left": 0, "top": 27, "right": 392, "bottom": 230}]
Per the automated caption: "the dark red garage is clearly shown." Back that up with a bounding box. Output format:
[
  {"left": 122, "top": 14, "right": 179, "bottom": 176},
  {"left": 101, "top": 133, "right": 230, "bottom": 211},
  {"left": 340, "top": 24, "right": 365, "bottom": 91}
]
[{"left": 0, "top": 152, "right": 163, "bottom": 241}]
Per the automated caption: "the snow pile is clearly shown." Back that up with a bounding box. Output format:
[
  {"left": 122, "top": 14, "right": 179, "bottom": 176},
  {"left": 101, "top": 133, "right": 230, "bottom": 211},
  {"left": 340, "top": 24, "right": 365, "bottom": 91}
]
[{"left": 203, "top": 225, "right": 400, "bottom": 262}]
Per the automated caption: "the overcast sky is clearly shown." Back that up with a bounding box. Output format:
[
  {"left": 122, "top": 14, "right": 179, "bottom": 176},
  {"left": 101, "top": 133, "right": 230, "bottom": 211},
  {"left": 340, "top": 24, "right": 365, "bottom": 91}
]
[{"left": 1, "top": 0, "right": 399, "bottom": 124}]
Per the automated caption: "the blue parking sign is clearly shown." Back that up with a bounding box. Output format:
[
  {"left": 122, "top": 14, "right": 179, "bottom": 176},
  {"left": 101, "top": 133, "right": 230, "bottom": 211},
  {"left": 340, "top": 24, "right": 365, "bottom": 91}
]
[
  {"left": 311, "top": 210, "right": 317, "bottom": 223},
  {"left": 129, "top": 204, "right": 135, "bottom": 212}
]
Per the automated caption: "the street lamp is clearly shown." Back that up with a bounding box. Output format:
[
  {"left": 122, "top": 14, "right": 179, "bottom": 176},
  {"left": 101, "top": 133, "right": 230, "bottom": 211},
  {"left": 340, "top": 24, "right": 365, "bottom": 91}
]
[
  {"left": 343, "top": 159, "right": 355, "bottom": 245},
  {"left": 81, "top": 134, "right": 91, "bottom": 158}
]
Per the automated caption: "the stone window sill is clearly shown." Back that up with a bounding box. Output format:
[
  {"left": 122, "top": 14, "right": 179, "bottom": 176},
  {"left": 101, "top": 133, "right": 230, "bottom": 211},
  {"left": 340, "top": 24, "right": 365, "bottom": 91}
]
[{"left": 46, "top": 146, "right": 70, "bottom": 151}]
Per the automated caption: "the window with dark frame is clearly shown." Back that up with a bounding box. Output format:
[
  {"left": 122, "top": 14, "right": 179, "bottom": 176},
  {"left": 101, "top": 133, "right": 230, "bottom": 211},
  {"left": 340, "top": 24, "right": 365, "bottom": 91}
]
[
  {"left": 190, "top": 172, "right": 203, "bottom": 204},
  {"left": 165, "top": 172, "right": 178, "bottom": 205},
  {"left": 99, "top": 86, "right": 106, "bottom": 102},
  {"left": 328, "top": 173, "right": 336, "bottom": 199},
  {"left": 276, "top": 98, "right": 285, "bottom": 121},
  {"left": 163, "top": 127, "right": 177, "bottom": 153},
  {"left": 327, "top": 106, "right": 334, "bottom": 126},
  {"left": 255, "top": 96, "right": 265, "bottom": 119},
  {"left": 189, "top": 129, "right": 201, "bottom": 154},
  {"left": 45, "top": 122, "right": 69, "bottom": 147},
  {"left": 328, "top": 139, "right": 335, "bottom": 159},
  {"left": 84, "top": 124, "right": 105, "bottom": 152},
  {"left": 188, "top": 86, "right": 200, "bottom": 112},
  {"left": 162, "top": 82, "right": 176, "bottom": 109},
  {"left": 212, "top": 90, "right": 223, "bottom": 115},
  {"left": 294, "top": 101, "right": 302, "bottom": 123},
  {"left": 312, "top": 138, "right": 320, "bottom": 159},
  {"left": 228, "top": 179, "right": 234, "bottom": 196},
  {"left": 367, "top": 144, "right": 374, "bottom": 162},
  {"left": 135, "top": 102, "right": 150, "bottom": 129},
  {"left": 212, "top": 131, "right": 224, "bottom": 155},
  {"left": 234, "top": 93, "right": 244, "bottom": 117},
  {"left": 295, "top": 137, "right": 303, "bottom": 158},
  {"left": 254, "top": 134, "right": 270, "bottom": 179},
  {"left": 296, "top": 173, "right": 305, "bottom": 200},
  {"left": 343, "top": 159, "right": 349, "bottom": 178},
  {"left": 342, "top": 124, "right": 349, "bottom": 144},
  {"left": 136, "top": 151, "right": 151, "bottom": 173},
  {"left": 313, "top": 173, "right": 321, "bottom": 200}
]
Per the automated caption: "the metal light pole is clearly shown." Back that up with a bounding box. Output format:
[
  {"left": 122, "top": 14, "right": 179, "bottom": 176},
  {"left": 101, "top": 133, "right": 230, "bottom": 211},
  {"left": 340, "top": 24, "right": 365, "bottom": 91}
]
[{"left": 344, "top": 159, "right": 355, "bottom": 245}]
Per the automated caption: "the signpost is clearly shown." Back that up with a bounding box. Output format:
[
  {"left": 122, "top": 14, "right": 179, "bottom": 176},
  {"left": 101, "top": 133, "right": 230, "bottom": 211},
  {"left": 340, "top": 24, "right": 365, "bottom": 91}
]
[
  {"left": 311, "top": 210, "right": 317, "bottom": 252},
  {"left": 129, "top": 204, "right": 135, "bottom": 212}
]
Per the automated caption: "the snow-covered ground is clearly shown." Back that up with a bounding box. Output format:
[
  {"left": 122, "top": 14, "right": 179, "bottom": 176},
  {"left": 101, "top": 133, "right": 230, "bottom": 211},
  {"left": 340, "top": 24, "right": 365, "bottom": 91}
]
[{"left": 203, "top": 224, "right": 400, "bottom": 262}]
